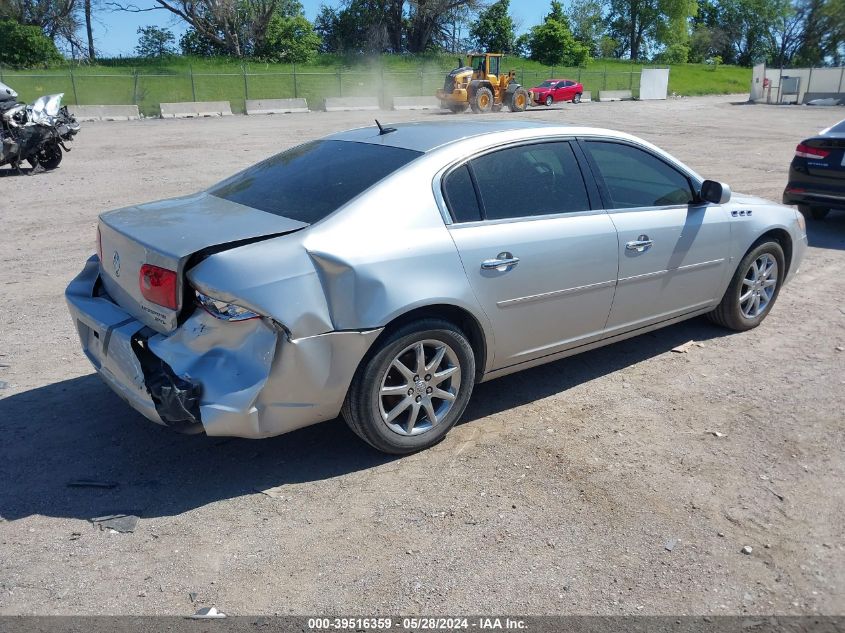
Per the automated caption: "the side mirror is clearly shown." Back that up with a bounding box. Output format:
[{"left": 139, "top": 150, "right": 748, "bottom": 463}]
[{"left": 700, "top": 180, "right": 731, "bottom": 204}]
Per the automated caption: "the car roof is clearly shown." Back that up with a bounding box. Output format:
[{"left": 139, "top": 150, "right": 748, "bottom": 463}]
[{"left": 327, "top": 119, "right": 567, "bottom": 153}]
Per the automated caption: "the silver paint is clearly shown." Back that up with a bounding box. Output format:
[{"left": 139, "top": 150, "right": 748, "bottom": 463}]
[{"left": 67, "top": 121, "right": 808, "bottom": 440}]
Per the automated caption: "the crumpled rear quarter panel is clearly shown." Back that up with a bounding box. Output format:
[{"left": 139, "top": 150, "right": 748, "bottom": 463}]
[{"left": 147, "top": 308, "right": 382, "bottom": 438}]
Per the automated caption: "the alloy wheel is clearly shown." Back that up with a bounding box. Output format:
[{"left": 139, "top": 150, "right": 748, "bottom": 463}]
[
  {"left": 378, "top": 339, "right": 462, "bottom": 436},
  {"left": 739, "top": 253, "right": 778, "bottom": 318}
]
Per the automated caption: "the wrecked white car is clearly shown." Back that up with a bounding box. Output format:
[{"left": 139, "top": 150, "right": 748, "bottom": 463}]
[{"left": 67, "top": 120, "right": 807, "bottom": 454}]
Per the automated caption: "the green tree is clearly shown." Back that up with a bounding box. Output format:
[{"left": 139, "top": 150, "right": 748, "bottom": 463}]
[
  {"left": 606, "top": 0, "right": 696, "bottom": 60},
  {"left": 0, "top": 19, "right": 63, "bottom": 67},
  {"left": 257, "top": 14, "right": 321, "bottom": 62},
  {"left": 314, "top": 0, "right": 401, "bottom": 53},
  {"left": 179, "top": 28, "right": 229, "bottom": 56},
  {"left": 112, "top": 0, "right": 304, "bottom": 57},
  {"left": 0, "top": 0, "right": 81, "bottom": 51},
  {"left": 694, "top": 0, "right": 789, "bottom": 65},
  {"left": 793, "top": 0, "right": 845, "bottom": 65},
  {"left": 599, "top": 34, "right": 620, "bottom": 57},
  {"left": 469, "top": 0, "right": 515, "bottom": 53},
  {"left": 567, "top": 0, "right": 606, "bottom": 56},
  {"left": 135, "top": 25, "right": 175, "bottom": 57},
  {"left": 527, "top": 1, "right": 590, "bottom": 66}
]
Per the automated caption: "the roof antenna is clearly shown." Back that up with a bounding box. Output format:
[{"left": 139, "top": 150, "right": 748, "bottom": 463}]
[{"left": 375, "top": 119, "right": 397, "bottom": 135}]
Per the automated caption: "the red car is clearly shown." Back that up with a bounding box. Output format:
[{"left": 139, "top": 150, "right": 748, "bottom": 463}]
[{"left": 531, "top": 79, "right": 584, "bottom": 106}]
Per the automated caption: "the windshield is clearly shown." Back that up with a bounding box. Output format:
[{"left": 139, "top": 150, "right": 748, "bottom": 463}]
[
  {"left": 472, "top": 57, "right": 485, "bottom": 72},
  {"left": 209, "top": 140, "right": 422, "bottom": 224},
  {"left": 539, "top": 81, "right": 555, "bottom": 88}
]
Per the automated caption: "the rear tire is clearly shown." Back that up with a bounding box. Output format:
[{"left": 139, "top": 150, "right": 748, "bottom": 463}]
[
  {"left": 707, "top": 241, "right": 785, "bottom": 331},
  {"left": 573, "top": 92, "right": 582, "bottom": 103},
  {"left": 342, "top": 319, "right": 476, "bottom": 455},
  {"left": 470, "top": 87, "right": 493, "bottom": 114}
]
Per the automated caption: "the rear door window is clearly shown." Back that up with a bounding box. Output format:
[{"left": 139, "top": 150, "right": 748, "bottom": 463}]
[
  {"left": 584, "top": 141, "right": 694, "bottom": 208},
  {"left": 442, "top": 165, "right": 483, "bottom": 223},
  {"left": 209, "top": 140, "right": 422, "bottom": 224},
  {"left": 468, "top": 142, "right": 592, "bottom": 220}
]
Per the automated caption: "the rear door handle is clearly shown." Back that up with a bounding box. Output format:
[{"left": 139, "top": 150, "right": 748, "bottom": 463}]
[
  {"left": 625, "top": 235, "right": 653, "bottom": 253},
  {"left": 481, "top": 252, "right": 520, "bottom": 271}
]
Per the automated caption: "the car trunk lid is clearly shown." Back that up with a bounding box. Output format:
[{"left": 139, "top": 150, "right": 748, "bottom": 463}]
[
  {"left": 803, "top": 136, "right": 845, "bottom": 180},
  {"left": 98, "top": 192, "right": 307, "bottom": 333}
]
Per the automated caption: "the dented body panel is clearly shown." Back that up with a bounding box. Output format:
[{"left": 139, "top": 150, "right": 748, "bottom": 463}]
[
  {"left": 66, "top": 256, "right": 384, "bottom": 438},
  {"left": 66, "top": 121, "right": 808, "bottom": 441}
]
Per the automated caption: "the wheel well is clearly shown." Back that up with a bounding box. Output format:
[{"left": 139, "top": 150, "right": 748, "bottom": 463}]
[
  {"left": 754, "top": 228, "right": 793, "bottom": 277},
  {"left": 469, "top": 81, "right": 493, "bottom": 96},
  {"left": 376, "top": 305, "right": 488, "bottom": 380}
]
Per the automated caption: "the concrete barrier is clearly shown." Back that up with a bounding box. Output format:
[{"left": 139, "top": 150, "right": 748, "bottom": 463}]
[
  {"left": 69, "top": 105, "right": 140, "bottom": 121},
  {"left": 160, "top": 101, "right": 233, "bottom": 118},
  {"left": 245, "top": 98, "right": 309, "bottom": 114},
  {"left": 598, "top": 90, "right": 633, "bottom": 102},
  {"left": 580, "top": 90, "right": 592, "bottom": 102},
  {"left": 392, "top": 96, "right": 441, "bottom": 111},
  {"left": 323, "top": 97, "right": 380, "bottom": 112}
]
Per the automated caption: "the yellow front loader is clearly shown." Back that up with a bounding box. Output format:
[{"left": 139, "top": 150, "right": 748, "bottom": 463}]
[{"left": 436, "top": 53, "right": 530, "bottom": 114}]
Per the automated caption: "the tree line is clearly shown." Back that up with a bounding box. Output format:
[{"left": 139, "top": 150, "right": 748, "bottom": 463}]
[{"left": 0, "top": 0, "right": 842, "bottom": 68}]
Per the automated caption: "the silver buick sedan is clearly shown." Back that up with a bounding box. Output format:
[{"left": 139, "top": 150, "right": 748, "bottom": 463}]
[{"left": 66, "top": 120, "right": 808, "bottom": 454}]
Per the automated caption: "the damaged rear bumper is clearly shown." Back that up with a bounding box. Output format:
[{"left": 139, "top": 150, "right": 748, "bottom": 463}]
[{"left": 65, "top": 257, "right": 382, "bottom": 438}]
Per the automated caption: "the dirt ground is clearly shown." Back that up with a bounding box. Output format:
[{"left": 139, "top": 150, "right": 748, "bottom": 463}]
[{"left": 0, "top": 95, "right": 843, "bottom": 617}]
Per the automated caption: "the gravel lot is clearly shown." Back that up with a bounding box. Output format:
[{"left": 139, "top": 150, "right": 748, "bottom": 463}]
[{"left": 1, "top": 95, "right": 843, "bottom": 616}]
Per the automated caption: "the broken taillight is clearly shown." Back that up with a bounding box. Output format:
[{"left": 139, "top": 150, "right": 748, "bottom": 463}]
[
  {"left": 795, "top": 143, "right": 830, "bottom": 159},
  {"left": 139, "top": 264, "right": 178, "bottom": 310},
  {"left": 195, "top": 290, "right": 260, "bottom": 322}
]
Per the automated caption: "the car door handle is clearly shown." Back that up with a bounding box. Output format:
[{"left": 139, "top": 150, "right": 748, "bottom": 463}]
[
  {"left": 481, "top": 252, "right": 520, "bottom": 270},
  {"left": 625, "top": 236, "right": 654, "bottom": 253}
]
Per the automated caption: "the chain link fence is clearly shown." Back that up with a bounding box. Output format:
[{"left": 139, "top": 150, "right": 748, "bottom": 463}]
[{"left": 0, "top": 64, "right": 645, "bottom": 116}]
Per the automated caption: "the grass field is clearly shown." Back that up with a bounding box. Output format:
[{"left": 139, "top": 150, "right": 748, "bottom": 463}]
[{"left": 0, "top": 55, "right": 751, "bottom": 116}]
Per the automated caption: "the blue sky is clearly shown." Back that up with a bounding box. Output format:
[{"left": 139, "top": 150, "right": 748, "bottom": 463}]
[{"left": 95, "top": 0, "right": 555, "bottom": 57}]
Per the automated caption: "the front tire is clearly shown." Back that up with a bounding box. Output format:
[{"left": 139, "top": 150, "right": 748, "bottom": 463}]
[
  {"left": 470, "top": 87, "right": 493, "bottom": 114},
  {"left": 707, "top": 241, "right": 785, "bottom": 331},
  {"left": 35, "top": 143, "right": 63, "bottom": 170},
  {"left": 545, "top": 95, "right": 554, "bottom": 107},
  {"left": 342, "top": 319, "right": 476, "bottom": 454}
]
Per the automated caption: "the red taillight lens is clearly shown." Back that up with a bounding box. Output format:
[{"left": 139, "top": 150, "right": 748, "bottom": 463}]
[
  {"left": 795, "top": 143, "right": 830, "bottom": 159},
  {"left": 96, "top": 226, "right": 102, "bottom": 261},
  {"left": 139, "top": 264, "right": 178, "bottom": 310}
]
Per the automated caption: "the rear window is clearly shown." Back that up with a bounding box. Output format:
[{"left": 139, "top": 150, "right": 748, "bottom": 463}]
[
  {"left": 209, "top": 140, "right": 422, "bottom": 224},
  {"left": 827, "top": 120, "right": 845, "bottom": 134}
]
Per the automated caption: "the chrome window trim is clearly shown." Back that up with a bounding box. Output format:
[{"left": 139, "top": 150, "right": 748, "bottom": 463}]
[
  {"left": 578, "top": 135, "right": 704, "bottom": 208},
  {"left": 604, "top": 201, "right": 712, "bottom": 215},
  {"left": 447, "top": 207, "right": 607, "bottom": 228}
]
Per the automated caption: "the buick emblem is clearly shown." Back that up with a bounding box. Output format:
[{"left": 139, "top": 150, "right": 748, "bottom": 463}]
[{"left": 112, "top": 251, "right": 121, "bottom": 277}]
